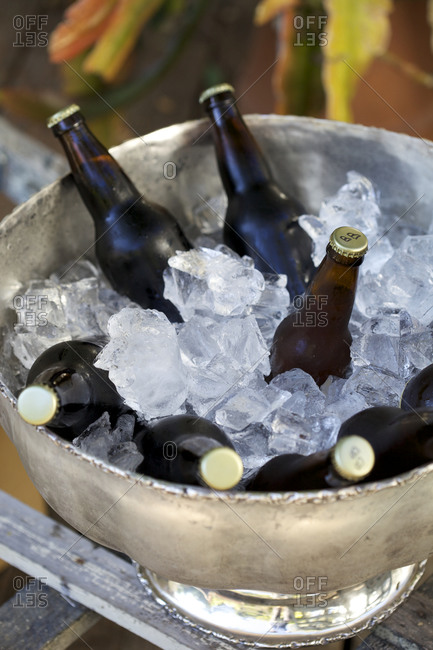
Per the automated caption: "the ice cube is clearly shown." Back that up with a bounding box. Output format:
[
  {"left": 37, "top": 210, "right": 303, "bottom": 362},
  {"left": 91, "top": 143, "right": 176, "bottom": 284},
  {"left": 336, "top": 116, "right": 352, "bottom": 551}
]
[
  {"left": 9, "top": 260, "right": 129, "bottom": 369},
  {"left": 248, "top": 273, "right": 291, "bottom": 343},
  {"left": 111, "top": 413, "right": 136, "bottom": 444},
  {"left": 299, "top": 171, "right": 381, "bottom": 267},
  {"left": 178, "top": 314, "right": 270, "bottom": 416},
  {"left": 325, "top": 391, "right": 369, "bottom": 424},
  {"left": 73, "top": 412, "right": 112, "bottom": 461},
  {"left": 267, "top": 410, "right": 340, "bottom": 456},
  {"left": 95, "top": 307, "right": 188, "bottom": 419},
  {"left": 270, "top": 369, "right": 326, "bottom": 416},
  {"left": 357, "top": 236, "right": 433, "bottom": 325},
  {"left": 341, "top": 366, "right": 406, "bottom": 408},
  {"left": 361, "top": 235, "right": 394, "bottom": 275},
  {"left": 163, "top": 247, "right": 265, "bottom": 320},
  {"left": 215, "top": 385, "right": 288, "bottom": 431},
  {"left": 230, "top": 423, "right": 273, "bottom": 471},
  {"left": 108, "top": 441, "right": 143, "bottom": 471}
]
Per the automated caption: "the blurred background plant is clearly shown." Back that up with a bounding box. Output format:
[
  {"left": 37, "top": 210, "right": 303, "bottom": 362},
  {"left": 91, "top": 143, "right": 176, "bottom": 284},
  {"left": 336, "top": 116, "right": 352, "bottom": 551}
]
[
  {"left": 0, "top": 0, "right": 433, "bottom": 145},
  {"left": 2, "top": 0, "right": 433, "bottom": 147}
]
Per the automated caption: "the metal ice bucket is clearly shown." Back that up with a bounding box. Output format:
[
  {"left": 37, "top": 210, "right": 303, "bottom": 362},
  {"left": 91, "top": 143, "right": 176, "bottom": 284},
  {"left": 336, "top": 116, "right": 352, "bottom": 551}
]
[{"left": 1, "top": 116, "right": 433, "bottom": 646}]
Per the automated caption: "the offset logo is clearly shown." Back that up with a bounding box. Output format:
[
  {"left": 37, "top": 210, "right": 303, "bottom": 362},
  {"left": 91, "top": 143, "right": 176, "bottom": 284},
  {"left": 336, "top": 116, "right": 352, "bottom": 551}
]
[
  {"left": 13, "top": 15, "right": 48, "bottom": 47},
  {"left": 12, "top": 577, "right": 48, "bottom": 608},
  {"left": 293, "top": 15, "right": 328, "bottom": 47}
]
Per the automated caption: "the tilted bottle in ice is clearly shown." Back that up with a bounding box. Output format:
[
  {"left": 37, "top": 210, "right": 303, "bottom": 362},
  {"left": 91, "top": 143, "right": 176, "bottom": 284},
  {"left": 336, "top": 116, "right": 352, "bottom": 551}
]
[
  {"left": 47, "top": 105, "right": 191, "bottom": 322},
  {"left": 247, "top": 435, "right": 375, "bottom": 491},
  {"left": 17, "top": 338, "right": 126, "bottom": 441},
  {"left": 134, "top": 414, "right": 244, "bottom": 490},
  {"left": 337, "top": 405, "right": 433, "bottom": 481},
  {"left": 199, "top": 83, "right": 314, "bottom": 298},
  {"left": 401, "top": 363, "right": 433, "bottom": 410},
  {"left": 269, "top": 226, "right": 368, "bottom": 385}
]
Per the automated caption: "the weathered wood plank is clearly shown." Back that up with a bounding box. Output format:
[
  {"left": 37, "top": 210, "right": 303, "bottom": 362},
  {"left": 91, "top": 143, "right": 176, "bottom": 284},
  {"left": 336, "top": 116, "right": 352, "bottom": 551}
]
[
  {"left": 0, "top": 582, "right": 99, "bottom": 650},
  {"left": 0, "top": 489, "right": 253, "bottom": 650},
  {"left": 363, "top": 572, "right": 433, "bottom": 649}
]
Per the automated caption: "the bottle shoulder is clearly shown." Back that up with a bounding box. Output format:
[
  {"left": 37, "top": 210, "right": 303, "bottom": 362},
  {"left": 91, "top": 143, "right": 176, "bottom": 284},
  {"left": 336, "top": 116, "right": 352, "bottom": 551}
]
[{"left": 26, "top": 339, "right": 108, "bottom": 389}]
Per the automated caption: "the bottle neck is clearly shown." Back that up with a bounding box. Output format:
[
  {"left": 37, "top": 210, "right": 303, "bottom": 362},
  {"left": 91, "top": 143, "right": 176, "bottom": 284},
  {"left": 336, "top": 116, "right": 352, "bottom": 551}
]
[
  {"left": 301, "top": 248, "right": 362, "bottom": 328},
  {"left": 204, "top": 92, "right": 272, "bottom": 196},
  {"left": 53, "top": 114, "right": 141, "bottom": 221}
]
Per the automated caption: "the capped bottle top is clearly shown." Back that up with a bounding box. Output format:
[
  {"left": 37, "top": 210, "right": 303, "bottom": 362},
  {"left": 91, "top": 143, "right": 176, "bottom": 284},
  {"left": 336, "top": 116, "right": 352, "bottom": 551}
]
[
  {"left": 17, "top": 385, "right": 59, "bottom": 426},
  {"left": 47, "top": 104, "right": 81, "bottom": 128},
  {"left": 199, "top": 447, "right": 243, "bottom": 490},
  {"left": 199, "top": 83, "right": 235, "bottom": 104},
  {"left": 331, "top": 435, "right": 375, "bottom": 481},
  {"left": 328, "top": 226, "right": 368, "bottom": 259}
]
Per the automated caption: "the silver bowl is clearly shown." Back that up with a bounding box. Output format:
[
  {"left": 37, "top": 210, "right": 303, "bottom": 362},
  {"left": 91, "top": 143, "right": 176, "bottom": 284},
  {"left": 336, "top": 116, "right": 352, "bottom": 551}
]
[{"left": 1, "top": 116, "right": 433, "bottom": 646}]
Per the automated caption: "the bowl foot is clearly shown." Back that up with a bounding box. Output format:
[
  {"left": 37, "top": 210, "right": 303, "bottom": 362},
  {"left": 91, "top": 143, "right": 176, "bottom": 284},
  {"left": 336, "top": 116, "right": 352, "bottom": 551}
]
[{"left": 135, "top": 560, "right": 426, "bottom": 647}]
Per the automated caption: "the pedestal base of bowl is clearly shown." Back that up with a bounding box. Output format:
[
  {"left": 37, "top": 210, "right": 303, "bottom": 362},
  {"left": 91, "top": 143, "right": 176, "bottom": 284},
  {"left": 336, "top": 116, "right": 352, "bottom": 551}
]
[{"left": 135, "top": 560, "right": 426, "bottom": 647}]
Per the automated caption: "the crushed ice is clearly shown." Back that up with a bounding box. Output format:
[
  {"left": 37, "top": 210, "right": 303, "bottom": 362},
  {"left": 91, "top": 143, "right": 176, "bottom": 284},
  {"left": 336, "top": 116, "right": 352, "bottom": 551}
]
[{"left": 6, "top": 171, "right": 433, "bottom": 476}]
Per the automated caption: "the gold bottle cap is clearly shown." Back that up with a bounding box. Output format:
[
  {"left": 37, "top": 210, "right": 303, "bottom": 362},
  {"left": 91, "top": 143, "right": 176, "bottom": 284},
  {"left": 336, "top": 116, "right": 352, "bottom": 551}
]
[
  {"left": 199, "top": 83, "right": 235, "bottom": 104},
  {"left": 199, "top": 447, "right": 243, "bottom": 490},
  {"left": 17, "top": 384, "right": 59, "bottom": 426},
  {"left": 331, "top": 435, "right": 375, "bottom": 481},
  {"left": 328, "top": 226, "right": 368, "bottom": 259},
  {"left": 47, "top": 104, "right": 81, "bottom": 128}
]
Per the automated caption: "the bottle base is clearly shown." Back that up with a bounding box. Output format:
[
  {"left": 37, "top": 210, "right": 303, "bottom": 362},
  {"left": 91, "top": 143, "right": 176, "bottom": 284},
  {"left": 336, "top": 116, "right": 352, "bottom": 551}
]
[{"left": 134, "top": 560, "right": 426, "bottom": 647}]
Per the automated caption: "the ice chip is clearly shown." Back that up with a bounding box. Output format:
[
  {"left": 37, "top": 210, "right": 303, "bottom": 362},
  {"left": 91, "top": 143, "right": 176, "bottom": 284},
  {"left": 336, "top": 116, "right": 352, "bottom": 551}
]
[
  {"left": 95, "top": 307, "right": 187, "bottom": 418},
  {"left": 248, "top": 273, "right": 291, "bottom": 343},
  {"left": 108, "top": 441, "right": 143, "bottom": 471},
  {"left": 10, "top": 259, "right": 131, "bottom": 369},
  {"left": 267, "top": 411, "right": 340, "bottom": 456},
  {"left": 356, "top": 236, "right": 433, "bottom": 325},
  {"left": 325, "top": 391, "right": 369, "bottom": 423},
  {"left": 270, "top": 369, "right": 326, "bottom": 416},
  {"left": 163, "top": 247, "right": 265, "bottom": 319},
  {"left": 341, "top": 366, "right": 406, "bottom": 408},
  {"left": 231, "top": 423, "right": 273, "bottom": 471},
  {"left": 111, "top": 413, "right": 136, "bottom": 444},
  {"left": 215, "top": 385, "right": 288, "bottom": 431},
  {"left": 300, "top": 171, "right": 381, "bottom": 268},
  {"left": 178, "top": 314, "right": 270, "bottom": 416},
  {"left": 73, "top": 412, "right": 112, "bottom": 461}
]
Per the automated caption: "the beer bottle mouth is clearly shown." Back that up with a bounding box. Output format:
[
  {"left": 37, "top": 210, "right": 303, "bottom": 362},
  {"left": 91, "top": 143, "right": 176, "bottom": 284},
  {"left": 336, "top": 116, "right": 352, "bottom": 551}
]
[
  {"left": 199, "top": 84, "right": 235, "bottom": 104},
  {"left": 17, "top": 384, "right": 59, "bottom": 426},
  {"left": 331, "top": 435, "right": 375, "bottom": 481},
  {"left": 47, "top": 104, "right": 82, "bottom": 129},
  {"left": 328, "top": 226, "right": 368, "bottom": 260},
  {"left": 199, "top": 447, "right": 243, "bottom": 490}
]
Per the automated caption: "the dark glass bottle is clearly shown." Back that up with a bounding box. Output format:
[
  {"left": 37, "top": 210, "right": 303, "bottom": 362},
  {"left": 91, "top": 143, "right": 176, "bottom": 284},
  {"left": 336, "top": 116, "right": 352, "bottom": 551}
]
[
  {"left": 17, "top": 338, "right": 126, "bottom": 441},
  {"left": 401, "top": 364, "right": 433, "bottom": 411},
  {"left": 199, "top": 84, "right": 314, "bottom": 297},
  {"left": 247, "top": 435, "right": 375, "bottom": 491},
  {"left": 134, "top": 414, "right": 243, "bottom": 490},
  {"left": 337, "top": 405, "right": 433, "bottom": 481},
  {"left": 47, "top": 104, "right": 191, "bottom": 322},
  {"left": 268, "top": 226, "right": 368, "bottom": 386}
]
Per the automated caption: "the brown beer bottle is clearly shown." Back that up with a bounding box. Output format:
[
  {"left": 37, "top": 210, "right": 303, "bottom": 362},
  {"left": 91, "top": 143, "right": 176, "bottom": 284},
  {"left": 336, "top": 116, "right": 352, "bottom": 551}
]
[
  {"left": 134, "top": 414, "right": 243, "bottom": 490},
  {"left": 268, "top": 226, "right": 368, "bottom": 385},
  {"left": 17, "top": 338, "right": 126, "bottom": 441},
  {"left": 199, "top": 84, "right": 314, "bottom": 298},
  {"left": 47, "top": 105, "right": 191, "bottom": 322},
  {"left": 337, "top": 406, "right": 433, "bottom": 481},
  {"left": 247, "top": 435, "right": 375, "bottom": 491},
  {"left": 401, "top": 364, "right": 433, "bottom": 410}
]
